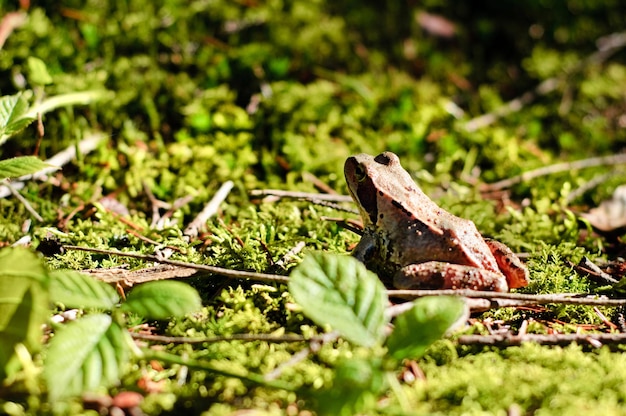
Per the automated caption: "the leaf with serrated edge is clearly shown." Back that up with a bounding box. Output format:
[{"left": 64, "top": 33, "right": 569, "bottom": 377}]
[
  {"left": 121, "top": 280, "right": 202, "bottom": 319},
  {"left": 289, "top": 253, "right": 389, "bottom": 347},
  {"left": 0, "top": 156, "right": 54, "bottom": 180},
  {"left": 50, "top": 270, "right": 119, "bottom": 310},
  {"left": 44, "top": 314, "right": 132, "bottom": 401},
  {"left": 0, "top": 93, "right": 34, "bottom": 138},
  {"left": 386, "top": 296, "right": 468, "bottom": 361}
]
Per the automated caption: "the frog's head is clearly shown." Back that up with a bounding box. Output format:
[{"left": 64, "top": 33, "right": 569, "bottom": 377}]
[{"left": 344, "top": 151, "right": 408, "bottom": 227}]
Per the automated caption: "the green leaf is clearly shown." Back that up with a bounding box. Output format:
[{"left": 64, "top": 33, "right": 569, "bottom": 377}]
[
  {"left": 289, "top": 253, "right": 389, "bottom": 347},
  {"left": 50, "top": 270, "right": 120, "bottom": 310},
  {"left": 0, "top": 93, "right": 34, "bottom": 139},
  {"left": 121, "top": 280, "right": 202, "bottom": 319},
  {"left": 0, "top": 248, "right": 49, "bottom": 378},
  {"left": 26, "top": 57, "right": 53, "bottom": 86},
  {"left": 44, "top": 314, "right": 132, "bottom": 401},
  {"left": 386, "top": 296, "right": 467, "bottom": 361},
  {"left": 0, "top": 156, "right": 54, "bottom": 180}
]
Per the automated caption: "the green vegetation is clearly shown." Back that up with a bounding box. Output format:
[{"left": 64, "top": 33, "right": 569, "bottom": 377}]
[{"left": 1, "top": 1, "right": 626, "bottom": 414}]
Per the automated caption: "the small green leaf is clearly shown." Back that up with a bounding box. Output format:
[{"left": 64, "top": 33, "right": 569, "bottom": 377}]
[
  {"left": 0, "top": 156, "right": 55, "bottom": 180},
  {"left": 0, "top": 248, "right": 49, "bottom": 378},
  {"left": 44, "top": 314, "right": 132, "bottom": 401},
  {"left": 386, "top": 296, "right": 468, "bottom": 361},
  {"left": 289, "top": 253, "right": 389, "bottom": 347},
  {"left": 0, "top": 93, "right": 34, "bottom": 139},
  {"left": 50, "top": 270, "right": 120, "bottom": 310},
  {"left": 26, "top": 57, "right": 53, "bottom": 86},
  {"left": 121, "top": 280, "right": 202, "bottom": 319}
]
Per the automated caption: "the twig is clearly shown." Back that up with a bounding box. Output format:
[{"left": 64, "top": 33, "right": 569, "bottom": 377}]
[
  {"left": 264, "top": 332, "right": 340, "bottom": 381},
  {"left": 249, "top": 189, "right": 353, "bottom": 203},
  {"left": 482, "top": 152, "right": 626, "bottom": 192},
  {"left": 0, "top": 132, "right": 106, "bottom": 198},
  {"left": 457, "top": 332, "right": 626, "bottom": 347},
  {"left": 4, "top": 180, "right": 44, "bottom": 222},
  {"left": 131, "top": 332, "right": 309, "bottom": 344},
  {"left": 388, "top": 289, "right": 626, "bottom": 306},
  {"left": 184, "top": 180, "right": 234, "bottom": 238},
  {"left": 63, "top": 245, "right": 289, "bottom": 284},
  {"left": 274, "top": 241, "right": 306, "bottom": 269},
  {"left": 302, "top": 172, "right": 338, "bottom": 195},
  {"left": 464, "top": 31, "right": 626, "bottom": 132},
  {"left": 571, "top": 257, "right": 619, "bottom": 285},
  {"left": 565, "top": 171, "right": 618, "bottom": 204}
]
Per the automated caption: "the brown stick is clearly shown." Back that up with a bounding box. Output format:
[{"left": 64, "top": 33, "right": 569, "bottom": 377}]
[
  {"left": 63, "top": 245, "right": 289, "bottom": 284},
  {"left": 388, "top": 289, "right": 626, "bottom": 307},
  {"left": 482, "top": 153, "right": 626, "bottom": 191},
  {"left": 457, "top": 332, "right": 626, "bottom": 347}
]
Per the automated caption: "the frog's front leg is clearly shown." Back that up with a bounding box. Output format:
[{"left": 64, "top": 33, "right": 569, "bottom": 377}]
[{"left": 393, "top": 262, "right": 509, "bottom": 292}]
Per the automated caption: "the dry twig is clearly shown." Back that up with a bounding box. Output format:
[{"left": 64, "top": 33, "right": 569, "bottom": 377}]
[
  {"left": 184, "top": 180, "right": 234, "bottom": 238},
  {"left": 249, "top": 189, "right": 352, "bottom": 203},
  {"left": 388, "top": 289, "right": 626, "bottom": 307},
  {"left": 457, "top": 332, "right": 626, "bottom": 347},
  {"left": 464, "top": 31, "right": 626, "bottom": 132},
  {"left": 0, "top": 132, "right": 106, "bottom": 198},
  {"left": 482, "top": 152, "right": 626, "bottom": 192},
  {"left": 63, "top": 245, "right": 289, "bottom": 284}
]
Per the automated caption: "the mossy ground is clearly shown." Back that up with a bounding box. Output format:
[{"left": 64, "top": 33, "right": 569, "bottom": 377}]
[{"left": 2, "top": 1, "right": 626, "bottom": 414}]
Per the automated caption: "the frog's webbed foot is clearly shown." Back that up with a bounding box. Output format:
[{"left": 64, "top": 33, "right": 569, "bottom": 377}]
[{"left": 394, "top": 262, "right": 509, "bottom": 292}]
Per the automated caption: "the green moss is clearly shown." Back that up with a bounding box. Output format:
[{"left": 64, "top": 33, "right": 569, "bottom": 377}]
[{"left": 411, "top": 344, "right": 626, "bottom": 415}]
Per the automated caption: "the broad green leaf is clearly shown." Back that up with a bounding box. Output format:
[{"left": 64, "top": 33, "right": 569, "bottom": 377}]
[
  {"left": 50, "top": 270, "right": 120, "bottom": 310},
  {"left": 0, "top": 156, "right": 54, "bottom": 180},
  {"left": 289, "top": 253, "right": 388, "bottom": 347},
  {"left": 26, "top": 57, "right": 53, "bottom": 86},
  {"left": 386, "top": 296, "right": 468, "bottom": 361},
  {"left": 0, "top": 93, "right": 34, "bottom": 139},
  {"left": 121, "top": 280, "right": 202, "bottom": 319},
  {"left": 44, "top": 314, "right": 132, "bottom": 401},
  {"left": 0, "top": 248, "right": 49, "bottom": 378}
]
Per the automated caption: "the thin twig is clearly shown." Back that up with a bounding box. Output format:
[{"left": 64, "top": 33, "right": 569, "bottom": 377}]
[
  {"left": 464, "top": 31, "right": 626, "bottom": 132},
  {"left": 0, "top": 132, "right": 106, "bottom": 198},
  {"left": 274, "top": 241, "right": 306, "bottom": 269},
  {"left": 482, "top": 152, "right": 626, "bottom": 192},
  {"left": 457, "top": 332, "right": 626, "bottom": 347},
  {"left": 388, "top": 289, "right": 626, "bottom": 306},
  {"left": 131, "top": 332, "right": 309, "bottom": 344},
  {"left": 565, "top": 171, "right": 618, "bottom": 204},
  {"left": 184, "top": 180, "right": 234, "bottom": 238},
  {"left": 4, "top": 180, "right": 44, "bottom": 222},
  {"left": 264, "top": 332, "right": 340, "bottom": 381},
  {"left": 249, "top": 189, "right": 353, "bottom": 203},
  {"left": 63, "top": 245, "right": 289, "bottom": 284}
]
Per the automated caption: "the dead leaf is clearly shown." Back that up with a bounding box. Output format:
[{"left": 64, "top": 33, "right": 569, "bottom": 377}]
[
  {"left": 84, "top": 264, "right": 199, "bottom": 288},
  {"left": 416, "top": 11, "right": 456, "bottom": 38},
  {"left": 580, "top": 185, "right": 626, "bottom": 232}
]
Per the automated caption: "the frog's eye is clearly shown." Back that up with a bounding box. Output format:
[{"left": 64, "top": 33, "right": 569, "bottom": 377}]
[{"left": 354, "top": 164, "right": 367, "bottom": 182}]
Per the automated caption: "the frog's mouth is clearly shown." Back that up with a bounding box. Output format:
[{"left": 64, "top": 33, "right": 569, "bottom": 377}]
[{"left": 344, "top": 156, "right": 378, "bottom": 225}]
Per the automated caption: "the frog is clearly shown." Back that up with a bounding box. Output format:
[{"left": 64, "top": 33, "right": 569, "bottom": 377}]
[{"left": 344, "top": 151, "right": 529, "bottom": 292}]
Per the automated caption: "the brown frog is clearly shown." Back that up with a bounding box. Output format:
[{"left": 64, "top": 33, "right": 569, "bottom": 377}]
[{"left": 344, "top": 151, "right": 529, "bottom": 292}]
